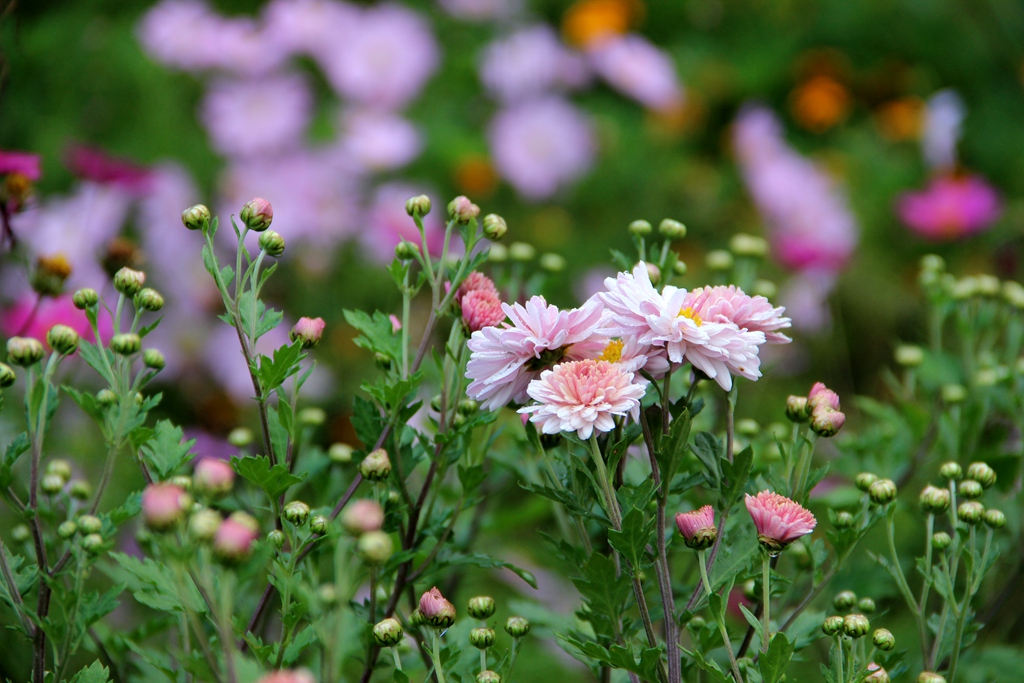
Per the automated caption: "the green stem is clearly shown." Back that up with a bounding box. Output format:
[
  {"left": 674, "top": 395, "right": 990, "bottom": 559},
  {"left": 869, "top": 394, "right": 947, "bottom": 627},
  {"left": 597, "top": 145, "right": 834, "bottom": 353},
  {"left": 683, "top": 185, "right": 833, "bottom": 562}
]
[
  {"left": 834, "top": 636, "right": 844, "bottom": 683},
  {"left": 917, "top": 513, "right": 935, "bottom": 663},
  {"left": 391, "top": 647, "right": 403, "bottom": 672},
  {"left": 431, "top": 630, "right": 446, "bottom": 683},
  {"left": 761, "top": 552, "right": 771, "bottom": 654},
  {"left": 479, "top": 649, "right": 486, "bottom": 672},
  {"left": 697, "top": 549, "right": 744, "bottom": 683},
  {"left": 885, "top": 509, "right": 927, "bottom": 657}
]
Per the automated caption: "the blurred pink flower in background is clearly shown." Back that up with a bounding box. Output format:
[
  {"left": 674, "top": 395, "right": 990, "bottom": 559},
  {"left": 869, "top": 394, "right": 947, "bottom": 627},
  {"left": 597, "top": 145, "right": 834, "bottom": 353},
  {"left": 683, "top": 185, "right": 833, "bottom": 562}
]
[
  {"left": 66, "top": 146, "right": 153, "bottom": 195},
  {"left": 263, "top": 0, "right": 358, "bottom": 59},
  {"left": 922, "top": 90, "right": 964, "bottom": 172},
  {"left": 318, "top": 4, "right": 439, "bottom": 110},
  {"left": 335, "top": 109, "right": 422, "bottom": 171},
  {"left": 479, "top": 26, "right": 589, "bottom": 103},
  {"left": 363, "top": 183, "right": 446, "bottom": 262},
  {"left": 488, "top": 97, "right": 596, "bottom": 200},
  {"left": 587, "top": 34, "right": 684, "bottom": 111},
  {"left": 2, "top": 295, "right": 112, "bottom": 343},
  {"left": 897, "top": 174, "right": 1001, "bottom": 240},
  {"left": 200, "top": 75, "right": 313, "bottom": 158},
  {"left": 0, "top": 150, "right": 41, "bottom": 180}
]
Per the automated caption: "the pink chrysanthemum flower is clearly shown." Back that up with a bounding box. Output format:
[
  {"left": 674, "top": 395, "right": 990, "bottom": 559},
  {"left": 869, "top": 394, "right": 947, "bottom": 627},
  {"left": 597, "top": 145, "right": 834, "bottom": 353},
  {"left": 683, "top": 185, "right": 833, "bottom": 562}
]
[
  {"left": 599, "top": 263, "right": 765, "bottom": 390},
  {"left": 519, "top": 359, "right": 646, "bottom": 439},
  {"left": 675, "top": 505, "right": 717, "bottom": 550},
  {"left": 744, "top": 490, "right": 817, "bottom": 552},
  {"left": 684, "top": 285, "right": 792, "bottom": 344},
  {"left": 457, "top": 271, "right": 499, "bottom": 301},
  {"left": 593, "top": 335, "right": 668, "bottom": 380},
  {"left": 466, "top": 296, "right": 607, "bottom": 410},
  {"left": 897, "top": 173, "right": 1002, "bottom": 241},
  {"left": 462, "top": 289, "right": 505, "bottom": 333}
]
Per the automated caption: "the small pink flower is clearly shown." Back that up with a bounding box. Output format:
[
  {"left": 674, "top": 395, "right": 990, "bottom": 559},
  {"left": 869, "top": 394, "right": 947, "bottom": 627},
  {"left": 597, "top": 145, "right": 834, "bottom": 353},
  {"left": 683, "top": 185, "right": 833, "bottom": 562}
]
[
  {"left": 897, "top": 173, "right": 1001, "bottom": 241},
  {"left": 255, "top": 670, "right": 316, "bottom": 683},
  {"left": 290, "top": 316, "right": 325, "bottom": 348},
  {"left": 214, "top": 512, "right": 259, "bottom": 561},
  {"left": 389, "top": 314, "right": 402, "bottom": 333},
  {"left": 744, "top": 490, "right": 817, "bottom": 552},
  {"left": 142, "top": 483, "right": 189, "bottom": 530},
  {"left": 0, "top": 150, "right": 41, "bottom": 181},
  {"left": 462, "top": 289, "right": 506, "bottom": 332},
  {"left": 675, "top": 505, "right": 717, "bottom": 550},
  {"left": 342, "top": 499, "right": 385, "bottom": 534},
  {"left": 193, "top": 458, "right": 235, "bottom": 496},
  {"left": 419, "top": 586, "right": 456, "bottom": 627},
  {"left": 807, "top": 382, "right": 840, "bottom": 411},
  {"left": 519, "top": 359, "right": 647, "bottom": 439}
]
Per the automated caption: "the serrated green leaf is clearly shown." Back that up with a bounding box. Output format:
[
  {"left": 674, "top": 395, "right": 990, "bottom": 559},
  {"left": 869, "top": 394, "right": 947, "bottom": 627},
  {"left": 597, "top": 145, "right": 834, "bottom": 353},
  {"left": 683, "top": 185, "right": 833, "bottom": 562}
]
[
  {"left": 107, "top": 553, "right": 205, "bottom": 614},
  {"left": 139, "top": 420, "right": 196, "bottom": 480},
  {"left": 343, "top": 309, "right": 401, "bottom": 360},
  {"left": 607, "top": 508, "right": 652, "bottom": 571},
  {"left": 231, "top": 455, "right": 305, "bottom": 500},
  {"left": 351, "top": 395, "right": 385, "bottom": 447},
  {"left": 68, "top": 661, "right": 111, "bottom": 683},
  {"left": 721, "top": 445, "right": 753, "bottom": 508},
  {"left": 77, "top": 341, "right": 116, "bottom": 386},
  {"left": 759, "top": 631, "right": 794, "bottom": 683},
  {"left": 0, "top": 432, "right": 29, "bottom": 491},
  {"left": 256, "top": 341, "right": 306, "bottom": 393},
  {"left": 691, "top": 431, "right": 723, "bottom": 488}
]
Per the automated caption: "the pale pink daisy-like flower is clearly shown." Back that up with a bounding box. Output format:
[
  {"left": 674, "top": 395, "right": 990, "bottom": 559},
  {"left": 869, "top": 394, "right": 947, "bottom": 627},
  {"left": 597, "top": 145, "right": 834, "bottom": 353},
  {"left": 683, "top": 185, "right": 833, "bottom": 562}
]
[
  {"left": 587, "top": 34, "right": 683, "bottom": 111},
  {"left": 592, "top": 335, "right": 668, "bottom": 380},
  {"left": 335, "top": 109, "right": 422, "bottom": 171},
  {"left": 683, "top": 285, "right": 792, "bottom": 344},
  {"left": 466, "top": 296, "right": 607, "bottom": 410},
  {"left": 201, "top": 75, "right": 313, "bottom": 159},
  {"left": 674, "top": 505, "right": 717, "bottom": 549},
  {"left": 479, "top": 26, "right": 589, "bottom": 103},
  {"left": 897, "top": 173, "right": 1001, "bottom": 241},
  {"left": 599, "top": 263, "right": 765, "bottom": 390},
  {"left": 519, "top": 359, "right": 646, "bottom": 439},
  {"left": 744, "top": 490, "right": 817, "bottom": 552},
  {"left": 488, "top": 96, "right": 596, "bottom": 200},
  {"left": 462, "top": 289, "right": 505, "bottom": 332}
]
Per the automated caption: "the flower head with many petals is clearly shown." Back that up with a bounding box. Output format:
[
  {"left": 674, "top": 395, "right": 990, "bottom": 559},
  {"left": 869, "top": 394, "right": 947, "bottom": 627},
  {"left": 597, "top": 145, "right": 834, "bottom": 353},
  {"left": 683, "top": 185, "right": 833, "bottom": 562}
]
[
  {"left": 519, "top": 359, "right": 646, "bottom": 439},
  {"left": 744, "top": 490, "right": 816, "bottom": 552},
  {"left": 466, "top": 296, "right": 606, "bottom": 410},
  {"left": 675, "top": 505, "right": 717, "bottom": 550},
  {"left": 683, "top": 285, "right": 792, "bottom": 344}
]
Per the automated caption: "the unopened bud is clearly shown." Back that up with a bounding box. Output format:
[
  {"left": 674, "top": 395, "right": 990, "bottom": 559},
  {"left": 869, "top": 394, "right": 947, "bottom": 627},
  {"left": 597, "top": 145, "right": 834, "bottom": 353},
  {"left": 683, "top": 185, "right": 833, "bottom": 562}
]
[
  {"left": 931, "top": 531, "right": 952, "bottom": 550},
  {"left": 47, "top": 324, "right": 80, "bottom": 355},
  {"left": 941, "top": 383, "right": 967, "bottom": 404},
  {"left": 984, "top": 509, "right": 1006, "bottom": 529},
  {"left": 258, "top": 230, "right": 285, "bottom": 257},
  {"left": 113, "top": 267, "right": 145, "bottom": 297},
  {"left": 448, "top": 196, "right": 480, "bottom": 223},
  {"left": 785, "top": 396, "right": 810, "bottom": 422},
  {"left": 309, "top": 514, "right": 329, "bottom": 535},
  {"left": 360, "top": 448, "right": 392, "bottom": 481},
  {"left": 289, "top": 317, "right": 325, "bottom": 350},
  {"left": 742, "top": 580, "right": 758, "bottom": 601},
  {"left": 477, "top": 672, "right": 501, "bottom": 683},
  {"left": 488, "top": 243, "right": 508, "bottom": 263},
  {"left": 505, "top": 616, "right": 530, "bottom": 638},
  {"left": 470, "top": 627, "right": 496, "bottom": 649},
  {"left": 468, "top": 595, "right": 496, "bottom": 620},
  {"left": 284, "top": 501, "right": 310, "bottom": 526},
  {"left": 97, "top": 389, "right": 117, "bottom": 407},
  {"left": 508, "top": 241, "right": 535, "bottom": 262},
  {"left": 939, "top": 461, "right": 963, "bottom": 480},
  {"left": 834, "top": 511, "right": 855, "bottom": 529},
  {"left": 751, "top": 279, "right": 776, "bottom": 299},
  {"left": 810, "top": 408, "right": 845, "bottom": 437},
  {"left": 405, "top": 194, "right": 431, "bottom": 218},
  {"left": 342, "top": 499, "right": 384, "bottom": 535},
  {"left": 358, "top": 530, "right": 393, "bottom": 564},
  {"left": 873, "top": 628, "right": 895, "bottom": 651},
  {"left": 729, "top": 233, "right": 768, "bottom": 258},
  {"left": 893, "top": 344, "right": 923, "bottom": 368},
  {"left": 213, "top": 512, "right": 259, "bottom": 561},
  {"left": 0, "top": 362, "right": 14, "bottom": 387},
  {"left": 833, "top": 590, "right": 857, "bottom": 611},
  {"left": 409, "top": 608, "right": 426, "bottom": 627},
  {"left": 72, "top": 288, "right": 99, "bottom": 310},
  {"left": 966, "top": 462, "right": 996, "bottom": 488},
  {"left": 110, "top": 333, "right": 141, "bottom": 356},
  {"left": 45, "top": 459, "right": 72, "bottom": 482},
  {"left": 736, "top": 418, "right": 760, "bottom": 437},
  {"left": 957, "top": 501, "right": 985, "bottom": 525},
  {"left": 868, "top": 479, "right": 898, "bottom": 505},
  {"left": 919, "top": 485, "right": 950, "bottom": 513},
  {"left": 395, "top": 240, "right": 419, "bottom": 261},
  {"left": 182, "top": 204, "right": 211, "bottom": 231},
  {"left": 11, "top": 525, "right": 30, "bottom": 543},
  {"left": 82, "top": 533, "right": 104, "bottom": 554},
  {"left": 958, "top": 480, "right": 983, "bottom": 499},
  {"left": 7, "top": 337, "right": 44, "bottom": 366},
  {"left": 843, "top": 613, "right": 870, "bottom": 638},
  {"left": 628, "top": 219, "right": 652, "bottom": 236},
  {"left": 77, "top": 515, "right": 102, "bottom": 535},
  {"left": 858, "top": 597, "right": 876, "bottom": 614},
  {"left": 918, "top": 673, "right": 946, "bottom": 683},
  {"left": 41, "top": 474, "right": 65, "bottom": 494},
  {"left": 483, "top": 214, "right": 507, "bottom": 240},
  {"left": 228, "top": 428, "right": 253, "bottom": 447},
  {"left": 31, "top": 255, "right": 73, "bottom": 297},
  {"left": 189, "top": 509, "right": 222, "bottom": 542},
  {"left": 458, "top": 399, "right": 479, "bottom": 416},
  {"left": 58, "top": 521, "right": 78, "bottom": 539},
  {"left": 317, "top": 583, "right": 337, "bottom": 605},
  {"left": 822, "top": 615, "right": 844, "bottom": 636},
  {"left": 69, "top": 480, "right": 91, "bottom": 500},
  {"left": 706, "top": 249, "right": 733, "bottom": 271},
  {"left": 142, "top": 483, "right": 190, "bottom": 531},
  {"left": 658, "top": 218, "right": 687, "bottom": 240},
  {"left": 855, "top": 472, "right": 878, "bottom": 492},
  {"left": 373, "top": 617, "right": 404, "bottom": 646},
  {"left": 328, "top": 443, "right": 353, "bottom": 463},
  {"left": 240, "top": 197, "right": 273, "bottom": 232},
  {"left": 267, "top": 529, "right": 285, "bottom": 548},
  {"left": 420, "top": 587, "right": 457, "bottom": 628},
  {"left": 298, "top": 407, "right": 325, "bottom": 426},
  {"left": 194, "top": 459, "right": 234, "bottom": 497}
]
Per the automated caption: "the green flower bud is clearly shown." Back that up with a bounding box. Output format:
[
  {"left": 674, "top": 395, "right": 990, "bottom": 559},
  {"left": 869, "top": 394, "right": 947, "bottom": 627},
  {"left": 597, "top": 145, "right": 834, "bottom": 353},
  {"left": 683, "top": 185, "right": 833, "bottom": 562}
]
[
  {"left": 6, "top": 337, "right": 44, "bottom": 366},
  {"left": 539, "top": 253, "right": 566, "bottom": 273},
  {"left": 373, "top": 617, "right": 404, "bottom": 646},
  {"left": 833, "top": 590, "right": 857, "bottom": 611},
  {"left": 976, "top": 274, "right": 1000, "bottom": 297},
  {"left": 258, "top": 230, "right": 285, "bottom": 257},
  {"left": 143, "top": 349, "right": 166, "bottom": 371},
  {"left": 0, "top": 362, "right": 14, "bottom": 388},
  {"left": 673, "top": 260, "right": 688, "bottom": 276},
  {"left": 11, "top": 525, "right": 30, "bottom": 543},
  {"left": 483, "top": 214, "right": 507, "bottom": 241},
  {"left": 298, "top": 407, "right": 326, "bottom": 427},
  {"left": 110, "top": 333, "right": 141, "bottom": 356},
  {"left": 41, "top": 473, "right": 65, "bottom": 494},
  {"left": 941, "top": 383, "right": 967, "bottom": 404},
  {"left": 405, "top": 194, "right": 431, "bottom": 218},
  {"left": 508, "top": 241, "right": 535, "bottom": 262},
  {"left": 504, "top": 616, "right": 530, "bottom": 638},
  {"left": 309, "top": 514, "right": 329, "bottom": 535},
  {"left": 267, "top": 529, "right": 285, "bottom": 548},
  {"left": 958, "top": 480, "right": 983, "bottom": 499},
  {"left": 181, "top": 204, "right": 211, "bottom": 231},
  {"left": 360, "top": 448, "right": 392, "bottom": 481},
  {"left": 706, "top": 249, "right": 733, "bottom": 271},
  {"left": 409, "top": 608, "right": 426, "bottom": 627},
  {"left": 188, "top": 509, "right": 221, "bottom": 543},
  {"left": 57, "top": 521, "right": 78, "bottom": 540},
  {"left": 476, "top": 672, "right": 501, "bottom": 683},
  {"left": 736, "top": 418, "right": 760, "bottom": 437},
  {"left": 284, "top": 501, "right": 311, "bottom": 526},
  {"left": 858, "top": 597, "right": 876, "bottom": 614},
  {"left": 687, "top": 616, "right": 706, "bottom": 631},
  {"left": 170, "top": 475, "right": 192, "bottom": 491},
  {"left": 966, "top": 462, "right": 996, "bottom": 488},
  {"left": 939, "top": 461, "right": 963, "bottom": 480},
  {"left": 919, "top": 485, "right": 951, "bottom": 513},
  {"left": 742, "top": 580, "right": 758, "bottom": 601},
  {"left": 77, "top": 515, "right": 102, "bottom": 535},
  {"left": 96, "top": 389, "right": 117, "bottom": 407},
  {"left": 113, "top": 267, "right": 146, "bottom": 297},
  {"left": 395, "top": 240, "right": 419, "bottom": 261},
  {"left": 984, "top": 509, "right": 1006, "bottom": 529},
  {"left": 72, "top": 288, "right": 100, "bottom": 309},
  {"left": 873, "top": 628, "right": 895, "bottom": 651},
  {"left": 855, "top": 472, "right": 878, "bottom": 492},
  {"left": 921, "top": 254, "right": 945, "bottom": 272},
  {"left": 47, "top": 325, "right": 79, "bottom": 355},
  {"left": 240, "top": 197, "right": 273, "bottom": 232},
  {"left": 448, "top": 196, "right": 480, "bottom": 223},
  {"left": 957, "top": 501, "right": 985, "bottom": 525},
  {"left": 228, "top": 427, "right": 254, "bottom": 447},
  {"left": 785, "top": 396, "right": 810, "bottom": 423},
  {"left": 821, "top": 615, "right": 844, "bottom": 636},
  {"left": 318, "top": 583, "right": 338, "bottom": 605},
  {"left": 458, "top": 399, "right": 479, "bottom": 416},
  {"left": 374, "top": 352, "right": 392, "bottom": 370},
  {"left": 470, "top": 627, "right": 496, "bottom": 649},
  {"left": 628, "top": 219, "right": 652, "bottom": 236},
  {"left": 842, "top": 613, "right": 870, "bottom": 638},
  {"left": 868, "top": 479, "right": 898, "bottom": 505},
  {"left": 917, "top": 673, "right": 946, "bottom": 683},
  {"left": 468, "top": 596, "right": 496, "bottom": 620},
  {"left": 931, "top": 531, "right": 952, "bottom": 550},
  {"left": 729, "top": 233, "right": 768, "bottom": 258},
  {"left": 46, "top": 459, "right": 72, "bottom": 483},
  {"left": 82, "top": 533, "right": 105, "bottom": 554},
  {"left": 658, "top": 218, "right": 687, "bottom": 240},
  {"left": 134, "top": 288, "right": 164, "bottom": 312},
  {"left": 328, "top": 443, "right": 353, "bottom": 463},
  {"left": 834, "top": 511, "right": 855, "bottom": 529},
  {"left": 69, "top": 480, "right": 91, "bottom": 501},
  {"left": 488, "top": 243, "right": 508, "bottom": 263},
  {"left": 357, "top": 531, "right": 393, "bottom": 564},
  {"left": 895, "top": 344, "right": 924, "bottom": 368}
]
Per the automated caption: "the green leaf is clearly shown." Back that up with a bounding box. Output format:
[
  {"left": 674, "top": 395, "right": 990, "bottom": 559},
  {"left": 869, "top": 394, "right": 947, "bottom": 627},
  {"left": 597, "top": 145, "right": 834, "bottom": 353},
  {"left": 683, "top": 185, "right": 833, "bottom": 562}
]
[
  {"left": 691, "top": 431, "right": 723, "bottom": 488},
  {"left": 759, "top": 631, "right": 795, "bottom": 683},
  {"left": 720, "top": 445, "right": 753, "bottom": 508},
  {"left": 107, "top": 553, "right": 205, "bottom": 614},
  {"left": 68, "top": 661, "right": 111, "bottom": 683},
  {"left": 343, "top": 309, "right": 401, "bottom": 360},
  {"left": 139, "top": 420, "right": 196, "bottom": 480},
  {"left": 607, "top": 508, "right": 652, "bottom": 570},
  {"left": 231, "top": 455, "right": 305, "bottom": 501},
  {"left": 80, "top": 585, "right": 123, "bottom": 627},
  {"left": 0, "top": 432, "right": 29, "bottom": 491},
  {"left": 708, "top": 592, "right": 726, "bottom": 623},
  {"left": 656, "top": 408, "right": 691, "bottom": 493},
  {"left": 256, "top": 341, "right": 306, "bottom": 393},
  {"left": 351, "top": 395, "right": 385, "bottom": 447},
  {"left": 77, "top": 341, "right": 116, "bottom": 386}
]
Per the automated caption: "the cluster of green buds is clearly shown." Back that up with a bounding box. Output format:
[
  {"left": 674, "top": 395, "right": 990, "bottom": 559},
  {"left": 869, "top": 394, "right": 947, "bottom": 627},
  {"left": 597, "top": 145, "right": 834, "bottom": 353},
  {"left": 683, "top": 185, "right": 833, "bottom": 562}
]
[
  {"left": 831, "top": 589, "right": 875, "bottom": 615},
  {"left": 855, "top": 472, "right": 898, "bottom": 506}
]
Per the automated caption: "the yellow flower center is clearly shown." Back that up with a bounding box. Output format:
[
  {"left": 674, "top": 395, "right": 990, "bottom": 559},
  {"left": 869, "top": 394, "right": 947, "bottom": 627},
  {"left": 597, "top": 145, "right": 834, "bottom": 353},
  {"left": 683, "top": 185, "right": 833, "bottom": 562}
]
[
  {"left": 678, "top": 307, "right": 703, "bottom": 326},
  {"left": 598, "top": 339, "right": 624, "bottom": 363}
]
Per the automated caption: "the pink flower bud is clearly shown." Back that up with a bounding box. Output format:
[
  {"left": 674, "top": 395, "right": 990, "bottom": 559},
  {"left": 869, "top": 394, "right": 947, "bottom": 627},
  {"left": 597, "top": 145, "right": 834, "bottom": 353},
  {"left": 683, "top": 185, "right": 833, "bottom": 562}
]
[
  {"left": 462, "top": 289, "right": 506, "bottom": 332},
  {"left": 809, "top": 408, "right": 845, "bottom": 438},
  {"left": 214, "top": 512, "right": 259, "bottom": 562},
  {"left": 193, "top": 458, "right": 235, "bottom": 496},
  {"left": 448, "top": 195, "right": 480, "bottom": 223},
  {"left": 255, "top": 670, "right": 316, "bottom": 683},
  {"left": 240, "top": 197, "right": 273, "bottom": 232},
  {"left": 290, "top": 317, "right": 326, "bottom": 349},
  {"left": 342, "top": 499, "right": 385, "bottom": 535},
  {"left": 807, "top": 382, "right": 841, "bottom": 412},
  {"left": 419, "top": 586, "right": 456, "bottom": 628},
  {"left": 674, "top": 505, "right": 717, "bottom": 550},
  {"left": 389, "top": 314, "right": 402, "bottom": 333},
  {"left": 142, "top": 483, "right": 190, "bottom": 531},
  {"left": 457, "top": 271, "right": 498, "bottom": 303}
]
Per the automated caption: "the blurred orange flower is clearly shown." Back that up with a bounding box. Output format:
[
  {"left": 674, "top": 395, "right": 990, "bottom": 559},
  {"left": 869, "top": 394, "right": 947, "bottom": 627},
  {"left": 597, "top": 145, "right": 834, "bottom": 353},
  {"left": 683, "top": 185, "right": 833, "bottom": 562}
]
[
  {"left": 454, "top": 156, "right": 498, "bottom": 198},
  {"left": 874, "top": 97, "right": 924, "bottom": 142},
  {"left": 789, "top": 75, "right": 850, "bottom": 133},
  {"left": 562, "top": 0, "right": 641, "bottom": 48}
]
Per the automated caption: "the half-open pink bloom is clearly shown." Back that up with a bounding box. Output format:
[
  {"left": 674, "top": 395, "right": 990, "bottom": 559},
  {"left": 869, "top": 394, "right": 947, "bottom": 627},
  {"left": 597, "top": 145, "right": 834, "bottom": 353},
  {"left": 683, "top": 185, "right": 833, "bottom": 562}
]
[
  {"left": 462, "top": 289, "right": 506, "bottom": 333},
  {"left": 519, "top": 359, "right": 646, "bottom": 439},
  {"left": 897, "top": 173, "right": 1001, "bottom": 241},
  {"left": 675, "top": 505, "right": 717, "bottom": 549},
  {"left": 290, "top": 316, "right": 325, "bottom": 348},
  {"left": 744, "top": 490, "right": 816, "bottom": 552},
  {"left": 419, "top": 586, "right": 456, "bottom": 626},
  {"left": 0, "top": 150, "right": 41, "bottom": 181},
  {"left": 457, "top": 271, "right": 499, "bottom": 302},
  {"left": 214, "top": 512, "right": 259, "bottom": 561},
  {"left": 684, "top": 285, "right": 792, "bottom": 344},
  {"left": 466, "top": 296, "right": 607, "bottom": 410},
  {"left": 807, "top": 382, "right": 840, "bottom": 411}
]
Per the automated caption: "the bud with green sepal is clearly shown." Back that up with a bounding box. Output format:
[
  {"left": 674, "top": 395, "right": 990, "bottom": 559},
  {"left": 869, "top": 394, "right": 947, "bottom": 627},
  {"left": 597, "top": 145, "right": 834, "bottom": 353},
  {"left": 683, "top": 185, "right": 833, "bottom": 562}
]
[
  {"left": 470, "top": 627, "right": 495, "bottom": 649},
  {"left": 405, "top": 194, "right": 431, "bottom": 217},
  {"left": 966, "top": 462, "right": 996, "bottom": 488},
  {"left": 658, "top": 218, "right": 686, "bottom": 240},
  {"left": 505, "top": 616, "right": 530, "bottom": 637},
  {"left": 41, "top": 474, "right": 64, "bottom": 494},
  {"left": 110, "top": 333, "right": 141, "bottom": 356},
  {"left": 283, "top": 501, "right": 310, "bottom": 526},
  {"left": 918, "top": 673, "right": 946, "bottom": 683},
  {"left": 189, "top": 509, "right": 221, "bottom": 543},
  {"left": 822, "top": 615, "right": 844, "bottom": 636},
  {"left": 240, "top": 197, "right": 273, "bottom": 232},
  {"left": 919, "top": 485, "right": 950, "bottom": 513},
  {"left": 810, "top": 408, "right": 845, "bottom": 437},
  {"left": 477, "top": 672, "right": 501, "bottom": 683},
  {"left": 868, "top": 479, "right": 897, "bottom": 505},
  {"left": 957, "top": 501, "right": 985, "bottom": 525},
  {"left": 72, "top": 288, "right": 99, "bottom": 310},
  {"left": 143, "top": 349, "right": 166, "bottom": 371},
  {"left": 629, "top": 219, "right": 652, "bottom": 237},
  {"left": 448, "top": 196, "right": 480, "bottom": 223},
  {"left": 113, "top": 267, "right": 145, "bottom": 297},
  {"left": 358, "top": 531, "right": 393, "bottom": 564},
  {"left": 785, "top": 396, "right": 810, "bottom": 422},
  {"left": 298, "top": 407, "right": 325, "bottom": 426},
  {"left": 182, "top": 204, "right": 211, "bottom": 231},
  {"left": 834, "top": 511, "right": 855, "bottom": 528},
  {"left": 729, "top": 233, "right": 768, "bottom": 258},
  {"left": 855, "top": 472, "right": 878, "bottom": 492},
  {"left": 0, "top": 362, "right": 14, "bottom": 387},
  {"left": 134, "top": 288, "right": 164, "bottom": 312},
  {"left": 267, "top": 530, "right": 285, "bottom": 548},
  {"left": 97, "top": 389, "right": 117, "bottom": 406},
  {"left": 468, "top": 596, "right": 496, "bottom": 620},
  {"left": 7, "top": 337, "right": 44, "bottom": 366},
  {"left": 360, "top": 448, "right": 392, "bottom": 481},
  {"left": 82, "top": 533, "right": 105, "bottom": 554},
  {"left": 939, "top": 461, "right": 963, "bottom": 480},
  {"left": 69, "top": 480, "right": 91, "bottom": 500},
  {"left": 539, "top": 253, "right": 565, "bottom": 273},
  {"left": 858, "top": 597, "right": 876, "bottom": 614},
  {"left": 77, "top": 515, "right": 102, "bottom": 535},
  {"left": 318, "top": 584, "right": 337, "bottom": 605},
  {"left": 44, "top": 325, "right": 78, "bottom": 356},
  {"left": 833, "top": 590, "right": 857, "bottom": 611},
  {"left": 958, "top": 480, "right": 983, "bottom": 499},
  {"left": 483, "top": 214, "right": 507, "bottom": 240},
  {"left": 843, "top": 614, "right": 870, "bottom": 638},
  {"left": 895, "top": 344, "right": 924, "bottom": 367},
  {"left": 984, "top": 509, "right": 1006, "bottom": 529},
  {"left": 45, "top": 459, "right": 71, "bottom": 482},
  {"left": 932, "top": 531, "right": 952, "bottom": 550},
  {"left": 873, "top": 628, "right": 895, "bottom": 651},
  {"left": 57, "top": 521, "right": 77, "bottom": 539},
  {"left": 420, "top": 587, "right": 456, "bottom": 629},
  {"left": 290, "top": 317, "right": 325, "bottom": 349},
  {"left": 395, "top": 240, "right": 419, "bottom": 261},
  {"left": 941, "top": 383, "right": 966, "bottom": 404},
  {"left": 329, "top": 443, "right": 353, "bottom": 463},
  {"left": 309, "top": 514, "right": 329, "bottom": 535},
  {"left": 258, "top": 230, "right": 285, "bottom": 257},
  {"left": 707, "top": 249, "right": 733, "bottom": 271},
  {"left": 374, "top": 618, "right": 404, "bottom": 646}
]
